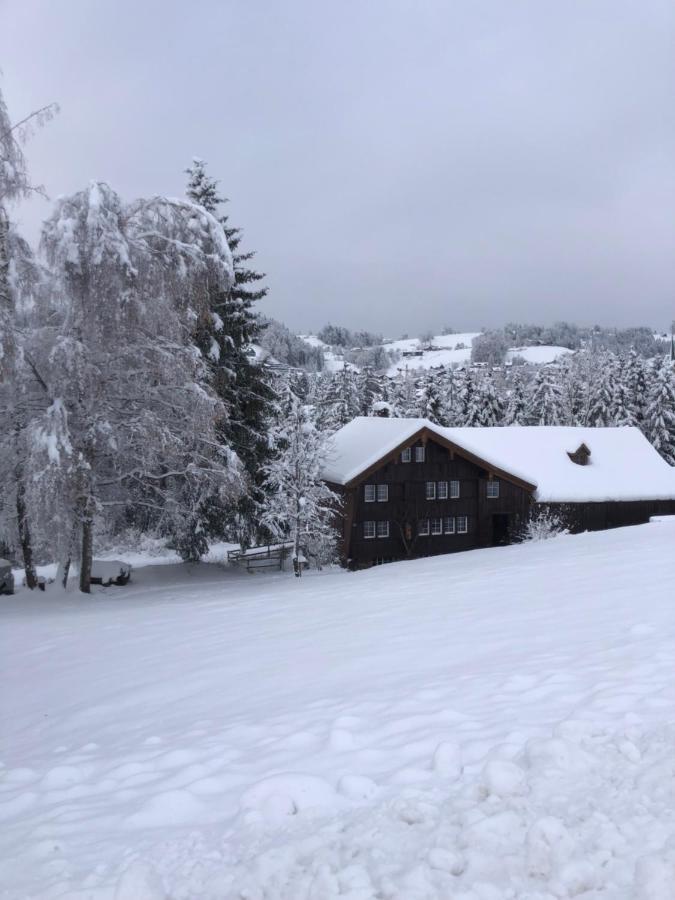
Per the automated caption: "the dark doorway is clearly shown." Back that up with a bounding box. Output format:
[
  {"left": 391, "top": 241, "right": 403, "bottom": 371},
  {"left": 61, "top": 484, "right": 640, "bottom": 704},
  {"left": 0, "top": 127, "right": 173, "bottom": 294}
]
[{"left": 492, "top": 514, "right": 510, "bottom": 546}]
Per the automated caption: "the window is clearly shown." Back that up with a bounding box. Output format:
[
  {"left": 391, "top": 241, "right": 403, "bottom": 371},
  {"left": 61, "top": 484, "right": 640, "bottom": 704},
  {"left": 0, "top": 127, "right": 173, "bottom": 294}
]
[
  {"left": 450, "top": 480, "right": 460, "bottom": 499},
  {"left": 456, "top": 515, "right": 468, "bottom": 534},
  {"left": 425, "top": 481, "right": 436, "bottom": 500},
  {"left": 376, "top": 484, "right": 389, "bottom": 502},
  {"left": 487, "top": 480, "right": 500, "bottom": 499},
  {"left": 364, "top": 521, "right": 376, "bottom": 539},
  {"left": 401, "top": 447, "right": 412, "bottom": 463},
  {"left": 415, "top": 445, "right": 425, "bottom": 463},
  {"left": 377, "top": 520, "right": 389, "bottom": 538},
  {"left": 431, "top": 517, "right": 443, "bottom": 535},
  {"left": 418, "top": 518, "right": 430, "bottom": 536},
  {"left": 437, "top": 481, "right": 448, "bottom": 499},
  {"left": 364, "top": 484, "right": 376, "bottom": 503},
  {"left": 444, "top": 516, "right": 455, "bottom": 534}
]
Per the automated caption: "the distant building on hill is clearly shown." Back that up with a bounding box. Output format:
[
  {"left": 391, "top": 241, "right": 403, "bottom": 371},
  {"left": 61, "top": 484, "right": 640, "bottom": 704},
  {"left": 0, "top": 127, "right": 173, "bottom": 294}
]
[{"left": 322, "top": 417, "right": 675, "bottom": 568}]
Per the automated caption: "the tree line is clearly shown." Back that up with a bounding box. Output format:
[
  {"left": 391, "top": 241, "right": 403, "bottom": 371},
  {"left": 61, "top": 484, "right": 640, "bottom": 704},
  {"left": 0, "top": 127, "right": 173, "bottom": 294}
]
[{"left": 297, "top": 348, "right": 675, "bottom": 465}]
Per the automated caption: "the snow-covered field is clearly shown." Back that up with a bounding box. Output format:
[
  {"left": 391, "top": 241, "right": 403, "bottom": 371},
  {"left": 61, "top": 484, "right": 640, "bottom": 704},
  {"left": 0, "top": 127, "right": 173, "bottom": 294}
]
[
  {"left": 506, "top": 346, "right": 574, "bottom": 365},
  {"left": 300, "top": 332, "right": 575, "bottom": 375},
  {"left": 3, "top": 522, "right": 675, "bottom": 899}
]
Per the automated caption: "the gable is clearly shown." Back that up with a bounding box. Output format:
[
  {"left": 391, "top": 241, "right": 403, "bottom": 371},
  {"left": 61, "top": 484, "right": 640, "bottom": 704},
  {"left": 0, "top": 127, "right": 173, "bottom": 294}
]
[{"left": 323, "top": 420, "right": 536, "bottom": 494}]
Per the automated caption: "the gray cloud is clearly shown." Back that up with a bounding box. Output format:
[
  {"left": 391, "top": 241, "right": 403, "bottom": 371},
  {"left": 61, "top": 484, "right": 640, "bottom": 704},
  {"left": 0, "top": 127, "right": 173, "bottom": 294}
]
[{"left": 1, "top": 0, "right": 673, "bottom": 334}]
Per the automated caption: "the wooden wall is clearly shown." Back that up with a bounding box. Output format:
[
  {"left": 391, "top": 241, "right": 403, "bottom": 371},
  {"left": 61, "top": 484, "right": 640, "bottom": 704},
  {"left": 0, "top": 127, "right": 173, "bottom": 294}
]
[
  {"left": 540, "top": 499, "right": 675, "bottom": 533},
  {"left": 341, "top": 436, "right": 533, "bottom": 567}
]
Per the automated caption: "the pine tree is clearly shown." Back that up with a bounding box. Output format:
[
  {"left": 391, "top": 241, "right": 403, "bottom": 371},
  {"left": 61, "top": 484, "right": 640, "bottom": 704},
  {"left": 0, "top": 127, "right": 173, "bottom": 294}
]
[
  {"left": 527, "top": 366, "right": 567, "bottom": 426},
  {"left": 416, "top": 371, "right": 445, "bottom": 424},
  {"left": 185, "top": 158, "right": 275, "bottom": 548},
  {"left": 459, "top": 370, "right": 484, "bottom": 426},
  {"left": 645, "top": 358, "right": 675, "bottom": 464},
  {"left": 474, "top": 371, "right": 504, "bottom": 426},
  {"left": 503, "top": 369, "right": 527, "bottom": 425},
  {"left": 623, "top": 348, "right": 649, "bottom": 431},
  {"left": 261, "top": 395, "right": 341, "bottom": 576},
  {"left": 320, "top": 365, "right": 361, "bottom": 432},
  {"left": 586, "top": 353, "right": 614, "bottom": 427},
  {"left": 608, "top": 355, "right": 637, "bottom": 427}
]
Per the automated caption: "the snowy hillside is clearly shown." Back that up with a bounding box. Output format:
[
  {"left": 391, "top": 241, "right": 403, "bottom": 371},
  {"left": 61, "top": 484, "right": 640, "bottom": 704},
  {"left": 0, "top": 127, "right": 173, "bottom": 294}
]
[
  {"left": 3, "top": 521, "right": 675, "bottom": 898},
  {"left": 506, "top": 345, "right": 574, "bottom": 365},
  {"left": 301, "top": 331, "right": 575, "bottom": 373}
]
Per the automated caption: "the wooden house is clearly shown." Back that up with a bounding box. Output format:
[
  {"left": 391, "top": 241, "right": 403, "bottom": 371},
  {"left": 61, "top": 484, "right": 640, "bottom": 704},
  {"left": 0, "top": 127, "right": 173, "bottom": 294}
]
[{"left": 322, "top": 418, "right": 675, "bottom": 568}]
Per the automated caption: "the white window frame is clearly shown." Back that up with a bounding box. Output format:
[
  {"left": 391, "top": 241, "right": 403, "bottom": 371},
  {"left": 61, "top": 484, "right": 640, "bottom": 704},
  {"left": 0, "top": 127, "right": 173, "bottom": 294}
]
[
  {"left": 437, "top": 481, "right": 448, "bottom": 500},
  {"left": 450, "top": 480, "right": 460, "bottom": 499},
  {"left": 415, "top": 445, "right": 425, "bottom": 463},
  {"left": 376, "top": 484, "right": 389, "bottom": 502},
  {"left": 431, "top": 517, "right": 443, "bottom": 536},
  {"left": 456, "top": 515, "right": 468, "bottom": 534},
  {"left": 444, "top": 516, "right": 455, "bottom": 534},
  {"left": 401, "top": 447, "right": 412, "bottom": 463},
  {"left": 377, "top": 520, "right": 389, "bottom": 538},
  {"left": 364, "top": 484, "right": 376, "bottom": 503},
  {"left": 364, "top": 520, "right": 376, "bottom": 539},
  {"left": 487, "top": 480, "right": 500, "bottom": 499},
  {"left": 425, "top": 481, "right": 436, "bottom": 500},
  {"left": 418, "top": 518, "right": 430, "bottom": 536}
]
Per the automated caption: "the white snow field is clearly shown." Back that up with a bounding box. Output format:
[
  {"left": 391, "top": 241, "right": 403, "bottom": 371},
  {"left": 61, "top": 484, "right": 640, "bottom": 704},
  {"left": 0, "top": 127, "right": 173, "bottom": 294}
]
[{"left": 3, "top": 522, "right": 675, "bottom": 899}]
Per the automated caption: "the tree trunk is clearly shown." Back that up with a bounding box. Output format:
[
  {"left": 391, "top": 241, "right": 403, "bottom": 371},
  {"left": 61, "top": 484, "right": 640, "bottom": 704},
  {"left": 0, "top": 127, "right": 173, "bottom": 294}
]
[
  {"left": 58, "top": 557, "right": 71, "bottom": 590},
  {"left": 293, "top": 517, "right": 301, "bottom": 578},
  {"left": 79, "top": 513, "right": 93, "bottom": 594},
  {"left": 16, "top": 478, "right": 37, "bottom": 589}
]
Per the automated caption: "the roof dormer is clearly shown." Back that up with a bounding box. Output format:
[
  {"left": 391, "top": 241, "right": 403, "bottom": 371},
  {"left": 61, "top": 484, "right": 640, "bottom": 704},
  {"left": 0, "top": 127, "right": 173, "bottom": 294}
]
[{"left": 567, "top": 443, "right": 591, "bottom": 466}]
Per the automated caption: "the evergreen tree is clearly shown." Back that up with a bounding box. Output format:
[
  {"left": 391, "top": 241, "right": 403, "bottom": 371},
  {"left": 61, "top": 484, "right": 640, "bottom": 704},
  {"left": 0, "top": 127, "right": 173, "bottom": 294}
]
[
  {"left": 318, "top": 365, "right": 361, "bottom": 432},
  {"left": 459, "top": 370, "right": 484, "bottom": 426},
  {"left": 608, "top": 355, "right": 637, "bottom": 427},
  {"left": 185, "top": 158, "right": 275, "bottom": 547},
  {"left": 503, "top": 369, "right": 527, "bottom": 425},
  {"left": 623, "top": 348, "right": 649, "bottom": 431},
  {"left": 586, "top": 353, "right": 614, "bottom": 427},
  {"left": 645, "top": 358, "right": 675, "bottom": 464},
  {"left": 474, "top": 371, "right": 504, "bottom": 426},
  {"left": 416, "top": 371, "right": 445, "bottom": 424},
  {"left": 527, "top": 366, "right": 567, "bottom": 425}
]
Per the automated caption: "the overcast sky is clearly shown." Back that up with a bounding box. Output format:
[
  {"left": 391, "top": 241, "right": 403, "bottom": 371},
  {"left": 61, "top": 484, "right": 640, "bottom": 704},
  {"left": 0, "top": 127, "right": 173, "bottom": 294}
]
[{"left": 1, "top": 0, "right": 674, "bottom": 334}]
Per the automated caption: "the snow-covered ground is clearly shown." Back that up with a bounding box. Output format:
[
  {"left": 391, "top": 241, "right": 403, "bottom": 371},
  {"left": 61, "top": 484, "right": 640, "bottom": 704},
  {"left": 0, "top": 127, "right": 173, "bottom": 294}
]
[
  {"left": 299, "top": 335, "right": 355, "bottom": 373},
  {"left": 300, "top": 332, "right": 574, "bottom": 375},
  {"left": 507, "top": 346, "right": 574, "bottom": 365},
  {"left": 3, "top": 522, "right": 675, "bottom": 899}
]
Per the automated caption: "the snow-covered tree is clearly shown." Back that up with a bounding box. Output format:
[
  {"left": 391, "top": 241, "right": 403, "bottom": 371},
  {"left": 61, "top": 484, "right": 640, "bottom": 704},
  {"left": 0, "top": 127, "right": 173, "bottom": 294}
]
[
  {"left": 526, "top": 367, "right": 567, "bottom": 426},
  {"left": 185, "top": 159, "right": 276, "bottom": 547},
  {"left": 416, "top": 371, "right": 445, "bottom": 424},
  {"left": 586, "top": 353, "right": 615, "bottom": 427},
  {"left": 623, "top": 348, "right": 649, "bottom": 430},
  {"left": 32, "top": 182, "right": 242, "bottom": 591},
  {"left": 644, "top": 358, "right": 675, "bottom": 464},
  {"left": 0, "top": 84, "right": 57, "bottom": 586},
  {"left": 261, "top": 395, "right": 341, "bottom": 576},
  {"left": 317, "top": 365, "right": 361, "bottom": 432},
  {"left": 473, "top": 371, "right": 504, "bottom": 426},
  {"left": 503, "top": 368, "right": 527, "bottom": 425},
  {"left": 459, "top": 370, "right": 485, "bottom": 426}
]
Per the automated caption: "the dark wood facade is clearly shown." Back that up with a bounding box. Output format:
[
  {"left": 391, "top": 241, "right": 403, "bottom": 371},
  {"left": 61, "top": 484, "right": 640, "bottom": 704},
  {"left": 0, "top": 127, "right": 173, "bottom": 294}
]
[
  {"left": 329, "top": 429, "right": 534, "bottom": 568},
  {"left": 539, "top": 499, "right": 675, "bottom": 534},
  {"left": 328, "top": 426, "right": 675, "bottom": 569}
]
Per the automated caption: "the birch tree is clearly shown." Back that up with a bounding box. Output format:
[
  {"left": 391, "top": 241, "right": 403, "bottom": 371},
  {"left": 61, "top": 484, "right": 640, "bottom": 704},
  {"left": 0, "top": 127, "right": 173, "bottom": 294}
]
[{"left": 32, "top": 182, "right": 242, "bottom": 591}]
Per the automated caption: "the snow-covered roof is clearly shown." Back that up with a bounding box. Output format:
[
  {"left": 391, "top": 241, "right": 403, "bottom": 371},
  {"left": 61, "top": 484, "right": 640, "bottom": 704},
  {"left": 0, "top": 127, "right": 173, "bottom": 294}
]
[{"left": 322, "top": 417, "right": 675, "bottom": 503}]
